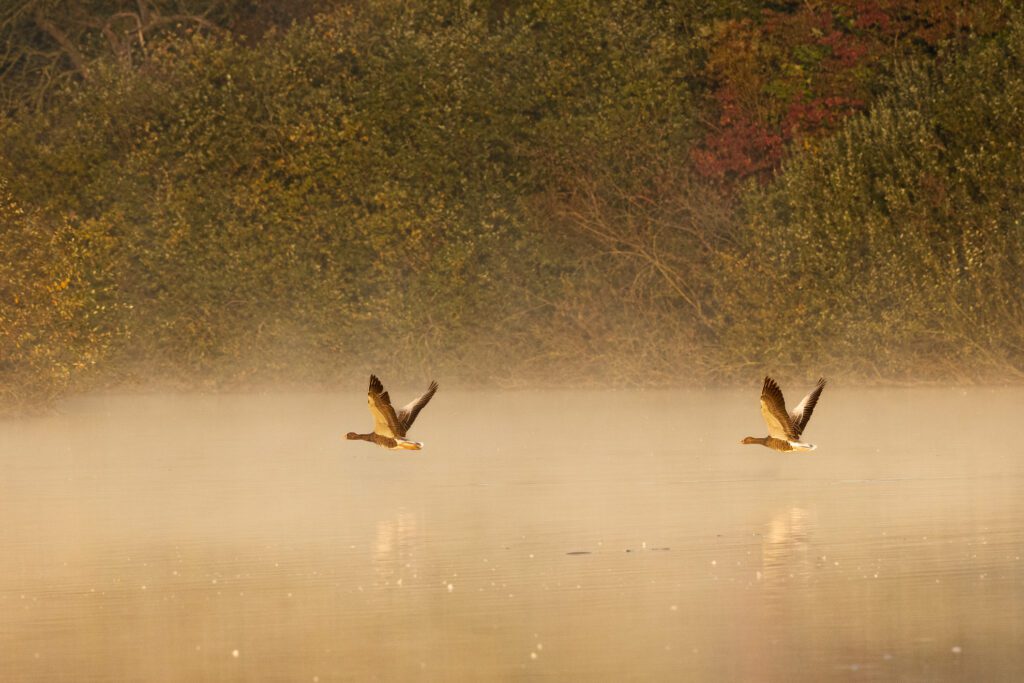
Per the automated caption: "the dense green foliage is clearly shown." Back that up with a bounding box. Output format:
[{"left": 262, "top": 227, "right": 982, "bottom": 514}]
[
  {"left": 0, "top": 179, "right": 122, "bottom": 406},
  {"left": 1, "top": 1, "right": 1021, "bottom": 410},
  {"left": 722, "top": 22, "right": 1024, "bottom": 381}
]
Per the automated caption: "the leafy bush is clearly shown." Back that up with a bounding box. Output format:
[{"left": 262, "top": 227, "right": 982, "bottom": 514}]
[
  {"left": 0, "top": 180, "right": 123, "bottom": 410},
  {"left": 718, "top": 19, "right": 1024, "bottom": 381},
  {"left": 693, "top": 1, "right": 1010, "bottom": 184}
]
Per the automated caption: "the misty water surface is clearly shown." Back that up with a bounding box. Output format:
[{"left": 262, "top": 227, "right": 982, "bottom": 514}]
[{"left": 2, "top": 387, "right": 1023, "bottom": 681}]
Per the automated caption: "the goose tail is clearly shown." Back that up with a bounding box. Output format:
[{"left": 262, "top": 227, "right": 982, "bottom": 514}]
[
  {"left": 788, "top": 441, "right": 817, "bottom": 452},
  {"left": 391, "top": 438, "right": 423, "bottom": 451}
]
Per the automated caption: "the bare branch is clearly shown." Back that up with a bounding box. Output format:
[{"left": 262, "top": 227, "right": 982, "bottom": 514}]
[{"left": 33, "top": 4, "right": 90, "bottom": 80}]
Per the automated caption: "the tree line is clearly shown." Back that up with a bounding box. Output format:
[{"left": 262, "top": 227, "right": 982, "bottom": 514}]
[{"left": 1, "top": 0, "right": 1021, "bottom": 411}]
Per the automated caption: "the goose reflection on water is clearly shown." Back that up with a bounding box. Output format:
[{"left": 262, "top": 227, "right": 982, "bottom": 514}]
[
  {"left": 373, "top": 510, "right": 420, "bottom": 586},
  {"left": 761, "top": 506, "right": 816, "bottom": 589}
]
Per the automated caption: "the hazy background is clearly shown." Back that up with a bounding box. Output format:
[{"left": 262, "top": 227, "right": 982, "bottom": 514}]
[{"left": 1, "top": 1, "right": 1022, "bottom": 412}]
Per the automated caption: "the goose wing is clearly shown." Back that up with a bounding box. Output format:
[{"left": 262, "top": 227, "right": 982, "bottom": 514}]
[
  {"left": 760, "top": 376, "right": 799, "bottom": 440},
  {"left": 789, "top": 378, "right": 826, "bottom": 438},
  {"left": 367, "top": 374, "right": 402, "bottom": 438},
  {"left": 397, "top": 380, "right": 438, "bottom": 435}
]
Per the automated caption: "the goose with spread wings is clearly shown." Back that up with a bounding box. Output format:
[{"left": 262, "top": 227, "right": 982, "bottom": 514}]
[
  {"left": 741, "top": 376, "right": 826, "bottom": 452},
  {"left": 346, "top": 374, "right": 438, "bottom": 450}
]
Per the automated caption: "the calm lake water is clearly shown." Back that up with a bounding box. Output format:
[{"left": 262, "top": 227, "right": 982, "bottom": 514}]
[{"left": 2, "top": 388, "right": 1023, "bottom": 681}]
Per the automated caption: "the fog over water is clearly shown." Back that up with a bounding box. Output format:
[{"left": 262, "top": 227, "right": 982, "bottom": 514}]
[{"left": 2, "top": 387, "right": 1023, "bottom": 681}]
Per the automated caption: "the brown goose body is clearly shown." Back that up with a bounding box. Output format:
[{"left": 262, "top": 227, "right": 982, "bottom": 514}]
[
  {"left": 741, "top": 438, "right": 802, "bottom": 454},
  {"left": 347, "top": 432, "right": 408, "bottom": 449},
  {"left": 742, "top": 376, "right": 826, "bottom": 453},
  {"left": 346, "top": 374, "right": 438, "bottom": 451}
]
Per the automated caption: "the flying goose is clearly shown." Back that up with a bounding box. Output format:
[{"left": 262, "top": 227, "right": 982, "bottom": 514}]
[
  {"left": 346, "top": 374, "right": 438, "bottom": 450},
  {"left": 741, "top": 376, "right": 826, "bottom": 452}
]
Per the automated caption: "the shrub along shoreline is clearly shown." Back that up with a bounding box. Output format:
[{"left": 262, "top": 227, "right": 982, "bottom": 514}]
[{"left": 1, "top": 2, "right": 1021, "bottom": 413}]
